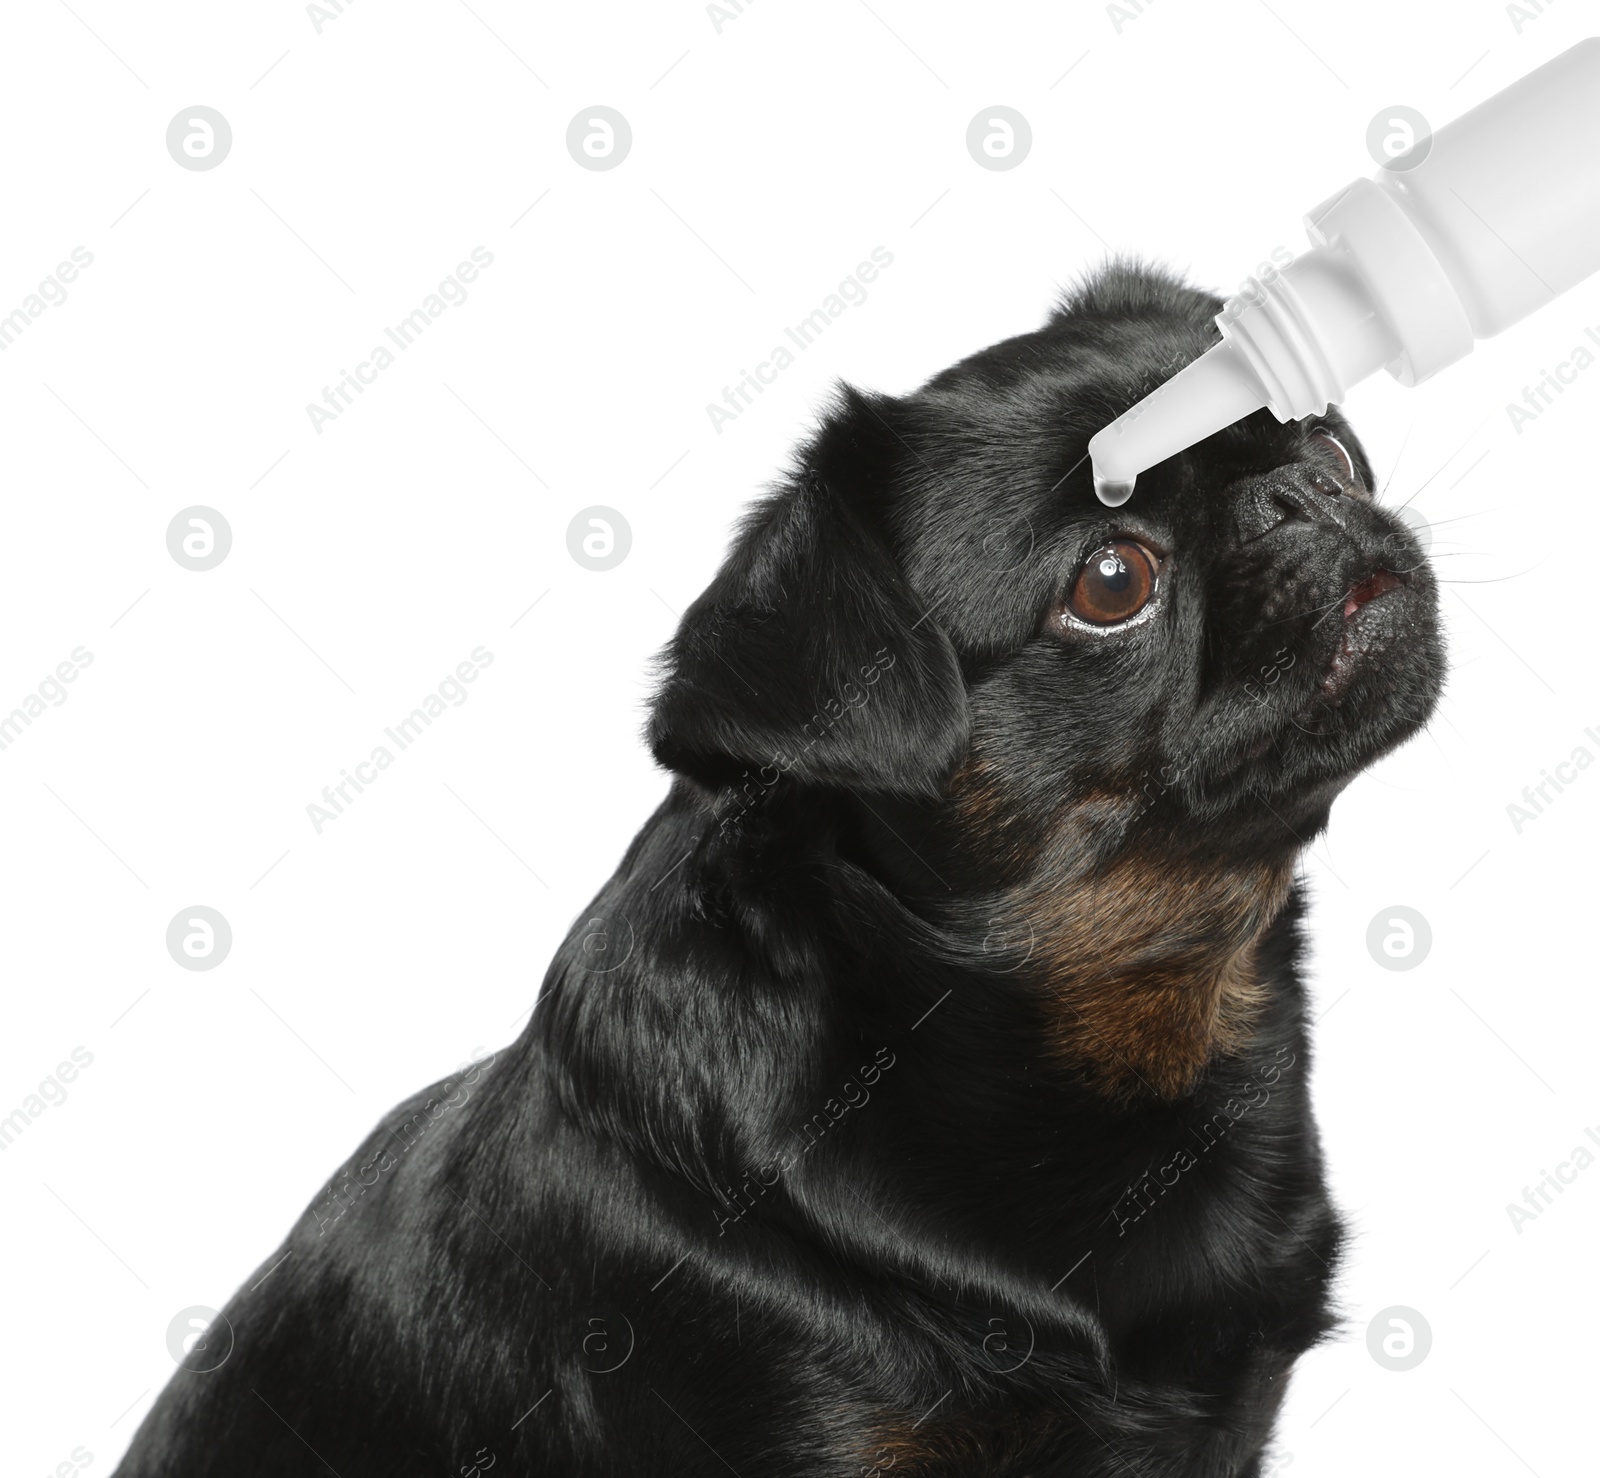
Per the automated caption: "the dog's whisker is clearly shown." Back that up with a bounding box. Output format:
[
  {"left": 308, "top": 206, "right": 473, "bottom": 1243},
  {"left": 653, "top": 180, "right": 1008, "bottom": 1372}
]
[{"left": 1379, "top": 414, "right": 1417, "bottom": 498}]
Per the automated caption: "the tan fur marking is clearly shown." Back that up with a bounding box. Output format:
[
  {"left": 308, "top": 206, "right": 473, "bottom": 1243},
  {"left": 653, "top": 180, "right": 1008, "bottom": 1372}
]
[
  {"left": 1019, "top": 850, "right": 1292, "bottom": 1101},
  {"left": 948, "top": 754, "right": 1294, "bottom": 1102},
  {"left": 859, "top": 1413, "right": 1061, "bottom": 1476}
]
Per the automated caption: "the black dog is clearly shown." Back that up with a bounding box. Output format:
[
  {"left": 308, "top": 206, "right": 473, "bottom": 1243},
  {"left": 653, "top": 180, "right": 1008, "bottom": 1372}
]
[{"left": 114, "top": 262, "right": 1442, "bottom": 1477}]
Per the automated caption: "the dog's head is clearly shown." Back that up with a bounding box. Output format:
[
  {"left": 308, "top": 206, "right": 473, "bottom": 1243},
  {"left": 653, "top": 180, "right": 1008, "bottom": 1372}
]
[{"left": 650, "top": 262, "right": 1443, "bottom": 1098}]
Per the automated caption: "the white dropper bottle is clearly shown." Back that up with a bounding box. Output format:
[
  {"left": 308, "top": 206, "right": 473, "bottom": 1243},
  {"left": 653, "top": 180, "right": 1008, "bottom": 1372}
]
[{"left": 1088, "top": 39, "right": 1600, "bottom": 506}]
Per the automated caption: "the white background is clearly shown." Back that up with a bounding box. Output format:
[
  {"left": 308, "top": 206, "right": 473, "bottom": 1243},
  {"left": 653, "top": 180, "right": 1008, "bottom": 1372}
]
[{"left": 2, "top": 2, "right": 1595, "bottom": 1473}]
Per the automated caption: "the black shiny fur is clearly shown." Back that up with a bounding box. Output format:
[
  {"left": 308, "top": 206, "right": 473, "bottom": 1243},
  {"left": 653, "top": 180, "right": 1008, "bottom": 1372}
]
[{"left": 114, "top": 263, "right": 1443, "bottom": 1477}]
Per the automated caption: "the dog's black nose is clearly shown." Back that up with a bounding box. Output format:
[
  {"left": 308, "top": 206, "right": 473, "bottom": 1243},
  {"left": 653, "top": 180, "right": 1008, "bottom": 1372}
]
[{"left": 1232, "top": 469, "right": 1358, "bottom": 544}]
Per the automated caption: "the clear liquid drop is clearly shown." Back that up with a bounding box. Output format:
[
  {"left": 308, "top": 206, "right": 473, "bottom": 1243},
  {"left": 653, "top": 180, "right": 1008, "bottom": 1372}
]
[{"left": 1094, "top": 475, "right": 1136, "bottom": 507}]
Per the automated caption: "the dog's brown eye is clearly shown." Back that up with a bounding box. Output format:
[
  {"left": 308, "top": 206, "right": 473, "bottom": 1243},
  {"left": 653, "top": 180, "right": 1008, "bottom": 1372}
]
[
  {"left": 1310, "top": 430, "right": 1361, "bottom": 493},
  {"left": 1067, "top": 540, "right": 1156, "bottom": 625}
]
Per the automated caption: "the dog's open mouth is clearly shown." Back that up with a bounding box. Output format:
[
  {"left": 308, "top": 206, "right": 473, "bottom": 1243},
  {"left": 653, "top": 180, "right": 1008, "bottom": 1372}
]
[
  {"left": 1342, "top": 569, "right": 1403, "bottom": 619},
  {"left": 1320, "top": 568, "right": 1406, "bottom": 698}
]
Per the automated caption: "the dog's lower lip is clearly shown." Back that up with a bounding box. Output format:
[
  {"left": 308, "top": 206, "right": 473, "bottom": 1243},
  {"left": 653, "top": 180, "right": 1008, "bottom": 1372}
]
[{"left": 1318, "top": 570, "right": 1405, "bottom": 699}]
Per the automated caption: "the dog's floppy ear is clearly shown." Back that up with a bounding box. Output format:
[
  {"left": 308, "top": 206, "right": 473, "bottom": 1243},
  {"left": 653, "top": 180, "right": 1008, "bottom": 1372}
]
[{"left": 649, "top": 393, "right": 969, "bottom": 799}]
